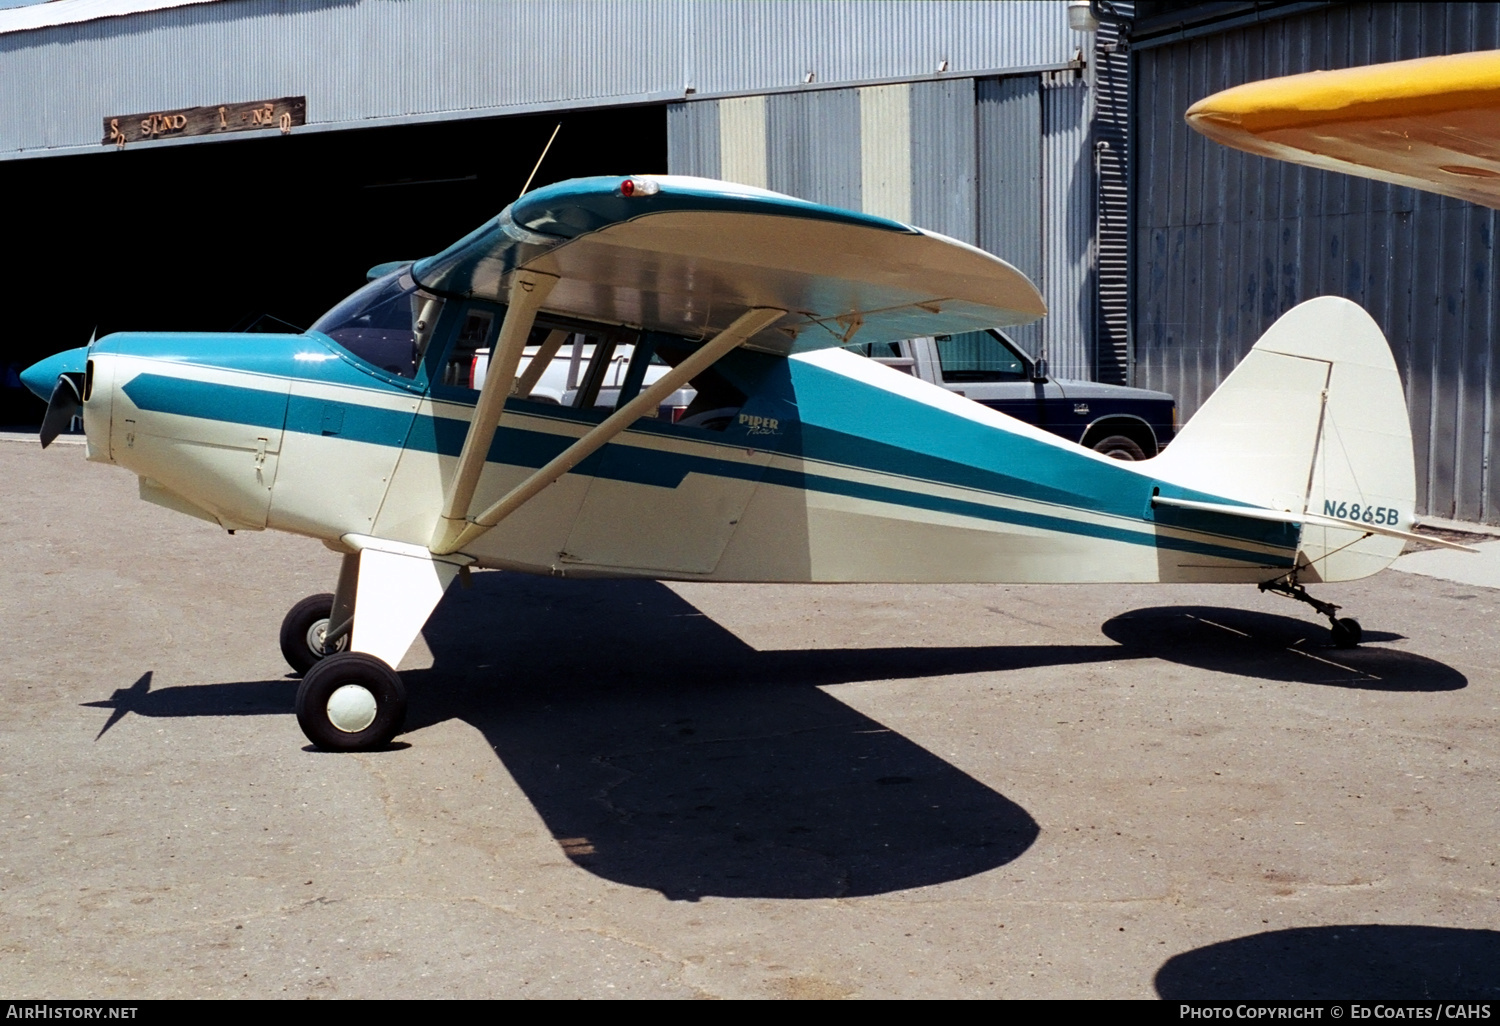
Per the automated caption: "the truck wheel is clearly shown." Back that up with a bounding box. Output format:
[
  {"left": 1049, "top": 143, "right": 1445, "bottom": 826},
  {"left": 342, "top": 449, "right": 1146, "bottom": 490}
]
[{"left": 1092, "top": 435, "right": 1148, "bottom": 461}]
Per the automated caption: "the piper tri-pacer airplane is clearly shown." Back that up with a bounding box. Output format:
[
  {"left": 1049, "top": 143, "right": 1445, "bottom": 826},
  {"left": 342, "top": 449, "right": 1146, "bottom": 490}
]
[{"left": 21, "top": 174, "right": 1467, "bottom": 752}]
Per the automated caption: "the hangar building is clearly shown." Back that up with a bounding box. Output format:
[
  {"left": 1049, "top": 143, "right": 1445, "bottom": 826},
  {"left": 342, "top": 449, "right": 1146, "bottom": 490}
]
[
  {"left": 5, "top": 0, "right": 1497, "bottom": 525},
  {"left": 0, "top": 0, "right": 1113, "bottom": 420},
  {"left": 1132, "top": 0, "right": 1500, "bottom": 526}
]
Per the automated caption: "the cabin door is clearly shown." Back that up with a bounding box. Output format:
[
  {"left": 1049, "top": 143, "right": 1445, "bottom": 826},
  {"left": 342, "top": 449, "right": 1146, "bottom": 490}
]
[{"left": 561, "top": 399, "right": 789, "bottom": 575}]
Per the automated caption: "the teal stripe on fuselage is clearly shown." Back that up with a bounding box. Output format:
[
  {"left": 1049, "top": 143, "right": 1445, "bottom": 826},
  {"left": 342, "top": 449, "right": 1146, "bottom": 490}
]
[
  {"left": 120, "top": 366, "right": 1295, "bottom": 567},
  {"left": 774, "top": 466, "right": 1292, "bottom": 567},
  {"left": 121, "top": 373, "right": 289, "bottom": 432},
  {"left": 104, "top": 332, "right": 1255, "bottom": 543},
  {"left": 285, "top": 393, "right": 416, "bottom": 449},
  {"left": 788, "top": 356, "right": 1144, "bottom": 520}
]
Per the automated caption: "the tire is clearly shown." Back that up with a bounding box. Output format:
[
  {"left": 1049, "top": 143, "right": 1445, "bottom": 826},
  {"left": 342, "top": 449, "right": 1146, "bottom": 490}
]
[
  {"left": 1092, "top": 434, "right": 1149, "bottom": 461},
  {"left": 295, "top": 652, "right": 407, "bottom": 751},
  {"left": 279, "top": 593, "right": 346, "bottom": 676},
  {"left": 1330, "top": 617, "right": 1363, "bottom": 649}
]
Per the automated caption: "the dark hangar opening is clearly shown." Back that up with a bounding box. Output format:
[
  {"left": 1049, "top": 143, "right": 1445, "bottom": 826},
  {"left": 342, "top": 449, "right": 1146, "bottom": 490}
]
[{"left": 0, "top": 103, "right": 667, "bottom": 427}]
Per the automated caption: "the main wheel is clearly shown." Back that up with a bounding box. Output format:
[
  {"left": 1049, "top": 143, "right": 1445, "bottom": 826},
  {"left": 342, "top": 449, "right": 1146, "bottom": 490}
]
[
  {"left": 1330, "top": 617, "right": 1363, "bottom": 649},
  {"left": 295, "top": 652, "right": 407, "bottom": 751},
  {"left": 279, "top": 593, "right": 347, "bottom": 675},
  {"left": 1092, "top": 434, "right": 1149, "bottom": 461}
]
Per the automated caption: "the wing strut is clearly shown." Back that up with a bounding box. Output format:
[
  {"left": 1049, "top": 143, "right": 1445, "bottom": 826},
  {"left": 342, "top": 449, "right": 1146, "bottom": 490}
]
[
  {"left": 514, "top": 328, "right": 570, "bottom": 398},
  {"left": 431, "top": 306, "right": 786, "bottom": 557},
  {"left": 433, "top": 270, "right": 558, "bottom": 552}
]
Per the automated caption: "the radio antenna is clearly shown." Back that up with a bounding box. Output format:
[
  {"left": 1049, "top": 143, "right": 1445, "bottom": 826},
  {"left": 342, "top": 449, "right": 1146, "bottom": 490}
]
[{"left": 518, "top": 122, "right": 562, "bottom": 199}]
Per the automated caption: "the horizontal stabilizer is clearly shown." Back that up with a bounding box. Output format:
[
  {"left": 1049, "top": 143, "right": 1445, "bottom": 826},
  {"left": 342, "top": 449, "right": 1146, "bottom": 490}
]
[{"left": 1151, "top": 496, "right": 1477, "bottom": 553}]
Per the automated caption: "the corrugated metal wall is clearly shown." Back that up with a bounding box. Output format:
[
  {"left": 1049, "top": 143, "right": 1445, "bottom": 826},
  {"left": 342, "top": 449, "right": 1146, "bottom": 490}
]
[
  {"left": 669, "top": 69, "right": 1100, "bottom": 375},
  {"left": 767, "top": 89, "right": 862, "bottom": 210},
  {"left": 977, "top": 75, "right": 1042, "bottom": 353},
  {"left": 1093, "top": 8, "right": 1132, "bottom": 385},
  {"left": 859, "top": 84, "right": 912, "bottom": 223},
  {"left": 666, "top": 100, "right": 719, "bottom": 181},
  {"left": 683, "top": 0, "right": 1084, "bottom": 96},
  {"left": 1040, "top": 72, "right": 1095, "bottom": 380},
  {"left": 1, "top": 0, "right": 1110, "bottom": 375},
  {"left": 0, "top": 0, "right": 1085, "bottom": 160},
  {"left": 909, "top": 79, "right": 977, "bottom": 245},
  {"left": 1133, "top": 2, "right": 1500, "bottom": 523}
]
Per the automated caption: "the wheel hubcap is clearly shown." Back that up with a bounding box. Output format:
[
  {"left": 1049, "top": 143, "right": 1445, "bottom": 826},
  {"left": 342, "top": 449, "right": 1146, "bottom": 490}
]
[
  {"left": 306, "top": 618, "right": 329, "bottom": 657},
  {"left": 326, "top": 684, "right": 378, "bottom": 733},
  {"left": 305, "top": 618, "right": 347, "bottom": 659}
]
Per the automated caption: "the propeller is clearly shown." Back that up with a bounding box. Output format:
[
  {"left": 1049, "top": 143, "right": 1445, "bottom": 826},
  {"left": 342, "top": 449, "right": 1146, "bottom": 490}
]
[
  {"left": 39, "top": 372, "right": 84, "bottom": 449},
  {"left": 34, "top": 330, "right": 94, "bottom": 449}
]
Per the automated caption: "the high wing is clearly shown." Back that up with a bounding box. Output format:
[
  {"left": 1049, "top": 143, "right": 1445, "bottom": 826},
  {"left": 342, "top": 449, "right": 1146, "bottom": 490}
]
[
  {"left": 413, "top": 174, "right": 1046, "bottom": 356},
  {"left": 1186, "top": 50, "right": 1500, "bottom": 208},
  {"left": 421, "top": 174, "right": 1046, "bottom": 555}
]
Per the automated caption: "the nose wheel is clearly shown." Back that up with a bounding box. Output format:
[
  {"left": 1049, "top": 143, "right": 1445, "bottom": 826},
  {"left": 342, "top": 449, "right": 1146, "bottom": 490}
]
[
  {"left": 295, "top": 652, "right": 408, "bottom": 751},
  {"left": 279, "top": 593, "right": 350, "bottom": 675}
]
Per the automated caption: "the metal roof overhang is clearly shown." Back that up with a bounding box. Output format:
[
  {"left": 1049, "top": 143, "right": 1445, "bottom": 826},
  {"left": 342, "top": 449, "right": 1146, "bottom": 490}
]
[{"left": 0, "top": 0, "right": 1091, "bottom": 162}]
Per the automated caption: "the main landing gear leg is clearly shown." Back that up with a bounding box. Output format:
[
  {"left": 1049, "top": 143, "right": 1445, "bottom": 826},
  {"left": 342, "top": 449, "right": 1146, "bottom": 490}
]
[
  {"left": 293, "top": 540, "right": 469, "bottom": 752},
  {"left": 1258, "top": 575, "right": 1363, "bottom": 648}
]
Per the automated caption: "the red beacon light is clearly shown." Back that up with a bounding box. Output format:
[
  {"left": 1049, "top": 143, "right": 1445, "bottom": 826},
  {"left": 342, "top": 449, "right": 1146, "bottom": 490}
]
[{"left": 620, "top": 176, "right": 660, "bottom": 198}]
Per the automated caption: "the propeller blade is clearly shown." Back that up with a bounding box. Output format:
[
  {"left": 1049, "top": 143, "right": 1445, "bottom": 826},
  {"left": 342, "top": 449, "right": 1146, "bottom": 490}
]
[{"left": 39, "top": 373, "right": 82, "bottom": 449}]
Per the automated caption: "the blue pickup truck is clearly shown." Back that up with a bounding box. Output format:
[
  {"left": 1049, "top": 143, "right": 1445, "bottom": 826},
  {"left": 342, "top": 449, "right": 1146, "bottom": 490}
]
[{"left": 846, "top": 329, "right": 1176, "bottom": 460}]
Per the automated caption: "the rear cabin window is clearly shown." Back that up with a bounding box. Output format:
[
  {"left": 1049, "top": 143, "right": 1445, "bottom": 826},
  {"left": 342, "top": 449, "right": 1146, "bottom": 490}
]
[
  {"left": 934, "top": 330, "right": 1027, "bottom": 382},
  {"left": 656, "top": 339, "right": 747, "bottom": 430},
  {"left": 843, "top": 340, "right": 916, "bottom": 374},
  {"left": 438, "top": 317, "right": 637, "bottom": 407},
  {"left": 442, "top": 310, "right": 497, "bottom": 389}
]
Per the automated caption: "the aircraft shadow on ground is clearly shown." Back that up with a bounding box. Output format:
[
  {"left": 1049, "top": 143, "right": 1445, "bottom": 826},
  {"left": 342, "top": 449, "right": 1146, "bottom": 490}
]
[
  {"left": 1156, "top": 925, "right": 1500, "bottom": 999},
  {"left": 404, "top": 573, "right": 1051, "bottom": 900},
  {"left": 87, "top": 576, "right": 1466, "bottom": 899},
  {"left": 1102, "top": 605, "right": 1467, "bottom": 692}
]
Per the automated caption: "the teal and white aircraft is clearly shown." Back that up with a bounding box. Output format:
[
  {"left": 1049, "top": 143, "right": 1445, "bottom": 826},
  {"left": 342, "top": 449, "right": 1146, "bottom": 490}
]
[{"left": 21, "top": 175, "right": 1465, "bottom": 752}]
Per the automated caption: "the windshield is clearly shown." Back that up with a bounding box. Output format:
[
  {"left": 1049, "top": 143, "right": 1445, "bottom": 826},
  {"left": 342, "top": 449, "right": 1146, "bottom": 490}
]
[{"left": 309, "top": 270, "right": 445, "bottom": 378}]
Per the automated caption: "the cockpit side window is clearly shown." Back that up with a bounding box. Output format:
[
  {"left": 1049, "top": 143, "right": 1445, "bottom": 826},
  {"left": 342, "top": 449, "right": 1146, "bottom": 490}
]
[{"left": 309, "top": 270, "right": 445, "bottom": 379}]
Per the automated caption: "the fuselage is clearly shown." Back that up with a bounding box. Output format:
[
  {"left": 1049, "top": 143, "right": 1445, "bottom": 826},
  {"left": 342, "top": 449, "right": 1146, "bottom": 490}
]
[{"left": 70, "top": 327, "right": 1300, "bottom": 585}]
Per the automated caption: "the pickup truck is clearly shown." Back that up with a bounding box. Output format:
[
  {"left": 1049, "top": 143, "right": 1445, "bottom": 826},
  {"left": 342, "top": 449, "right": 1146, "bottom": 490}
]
[
  {"left": 845, "top": 329, "right": 1176, "bottom": 460},
  {"left": 472, "top": 326, "right": 1176, "bottom": 460}
]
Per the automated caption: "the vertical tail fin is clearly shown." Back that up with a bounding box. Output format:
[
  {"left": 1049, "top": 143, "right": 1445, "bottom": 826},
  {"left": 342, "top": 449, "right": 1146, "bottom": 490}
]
[{"left": 1151, "top": 297, "right": 1414, "bottom": 582}]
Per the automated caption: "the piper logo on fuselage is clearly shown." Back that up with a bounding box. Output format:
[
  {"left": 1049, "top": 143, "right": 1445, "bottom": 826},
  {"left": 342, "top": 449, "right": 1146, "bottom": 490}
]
[{"left": 738, "top": 413, "right": 781, "bottom": 436}]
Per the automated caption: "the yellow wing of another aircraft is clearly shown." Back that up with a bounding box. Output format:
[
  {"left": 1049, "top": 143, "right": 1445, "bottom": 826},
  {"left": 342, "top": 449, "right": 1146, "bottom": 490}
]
[{"left": 1186, "top": 50, "right": 1500, "bottom": 208}]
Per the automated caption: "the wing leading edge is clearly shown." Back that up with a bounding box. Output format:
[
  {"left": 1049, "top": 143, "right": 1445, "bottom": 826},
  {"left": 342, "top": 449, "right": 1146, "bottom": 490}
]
[
  {"left": 1186, "top": 50, "right": 1500, "bottom": 208},
  {"left": 412, "top": 175, "right": 1046, "bottom": 356}
]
